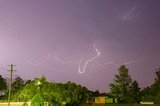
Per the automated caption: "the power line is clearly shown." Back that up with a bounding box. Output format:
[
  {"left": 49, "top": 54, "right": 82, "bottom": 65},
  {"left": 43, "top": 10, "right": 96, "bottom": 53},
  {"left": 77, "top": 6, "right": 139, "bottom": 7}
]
[{"left": 7, "top": 64, "right": 16, "bottom": 106}]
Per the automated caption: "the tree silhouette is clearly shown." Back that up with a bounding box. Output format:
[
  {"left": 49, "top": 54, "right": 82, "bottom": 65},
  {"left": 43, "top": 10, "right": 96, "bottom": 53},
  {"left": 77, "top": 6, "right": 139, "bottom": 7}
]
[
  {"left": 0, "top": 75, "right": 7, "bottom": 96},
  {"left": 109, "top": 65, "right": 132, "bottom": 103}
]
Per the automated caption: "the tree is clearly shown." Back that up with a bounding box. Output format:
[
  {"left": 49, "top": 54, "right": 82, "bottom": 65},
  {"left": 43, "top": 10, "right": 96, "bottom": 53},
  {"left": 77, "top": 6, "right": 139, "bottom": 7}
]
[
  {"left": 109, "top": 65, "right": 132, "bottom": 103},
  {"left": 25, "top": 80, "right": 32, "bottom": 85},
  {"left": 18, "top": 76, "right": 47, "bottom": 102},
  {"left": 12, "top": 77, "right": 24, "bottom": 92},
  {"left": 18, "top": 80, "right": 37, "bottom": 102},
  {"left": 128, "top": 80, "right": 141, "bottom": 103},
  {"left": 63, "top": 81, "right": 91, "bottom": 105},
  {"left": 9, "top": 77, "right": 25, "bottom": 101},
  {"left": 0, "top": 75, "right": 7, "bottom": 96},
  {"left": 92, "top": 90, "right": 100, "bottom": 97},
  {"left": 141, "top": 68, "right": 160, "bottom": 103},
  {"left": 18, "top": 76, "right": 91, "bottom": 105}
]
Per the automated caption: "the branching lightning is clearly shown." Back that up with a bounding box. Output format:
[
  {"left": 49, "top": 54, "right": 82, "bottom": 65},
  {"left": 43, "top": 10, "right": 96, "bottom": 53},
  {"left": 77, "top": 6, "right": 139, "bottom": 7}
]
[
  {"left": 22, "top": 49, "right": 75, "bottom": 68},
  {"left": 95, "top": 56, "right": 144, "bottom": 67},
  {"left": 95, "top": 61, "right": 120, "bottom": 67},
  {"left": 78, "top": 44, "right": 100, "bottom": 73},
  {"left": 53, "top": 53, "right": 75, "bottom": 64},
  {"left": 123, "top": 5, "right": 135, "bottom": 21},
  {"left": 22, "top": 50, "right": 51, "bottom": 66},
  {"left": 122, "top": 4, "right": 138, "bottom": 21},
  {"left": 78, "top": 44, "right": 144, "bottom": 74},
  {"left": 21, "top": 43, "right": 143, "bottom": 74},
  {"left": 0, "top": 65, "right": 7, "bottom": 70}
]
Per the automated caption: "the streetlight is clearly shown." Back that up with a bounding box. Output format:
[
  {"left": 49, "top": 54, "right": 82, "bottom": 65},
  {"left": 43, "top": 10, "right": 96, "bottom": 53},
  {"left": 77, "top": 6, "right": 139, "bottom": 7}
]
[{"left": 37, "top": 80, "right": 42, "bottom": 90}]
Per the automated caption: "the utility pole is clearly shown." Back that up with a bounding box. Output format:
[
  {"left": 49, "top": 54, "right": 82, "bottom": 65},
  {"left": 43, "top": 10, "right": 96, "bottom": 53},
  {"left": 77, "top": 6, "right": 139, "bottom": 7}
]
[{"left": 7, "top": 64, "right": 16, "bottom": 106}]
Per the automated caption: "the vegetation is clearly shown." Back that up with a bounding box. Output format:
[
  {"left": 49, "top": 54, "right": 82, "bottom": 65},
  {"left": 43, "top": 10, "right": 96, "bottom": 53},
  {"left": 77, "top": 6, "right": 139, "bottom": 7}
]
[
  {"left": 141, "top": 68, "right": 160, "bottom": 103},
  {"left": 1, "top": 65, "right": 160, "bottom": 105},
  {"left": 0, "top": 75, "right": 7, "bottom": 97},
  {"left": 108, "top": 65, "right": 160, "bottom": 104},
  {"left": 10, "top": 77, "right": 25, "bottom": 101},
  {"left": 128, "top": 80, "right": 141, "bottom": 103},
  {"left": 13, "top": 76, "right": 91, "bottom": 105},
  {"left": 109, "top": 65, "right": 134, "bottom": 103}
]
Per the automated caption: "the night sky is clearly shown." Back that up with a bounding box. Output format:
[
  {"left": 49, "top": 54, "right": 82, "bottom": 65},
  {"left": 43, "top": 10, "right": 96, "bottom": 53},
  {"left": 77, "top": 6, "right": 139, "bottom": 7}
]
[{"left": 0, "top": 0, "right": 160, "bottom": 92}]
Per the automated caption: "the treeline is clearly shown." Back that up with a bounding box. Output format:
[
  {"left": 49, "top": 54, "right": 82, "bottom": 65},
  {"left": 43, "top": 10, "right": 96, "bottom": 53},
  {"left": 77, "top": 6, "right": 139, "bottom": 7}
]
[
  {"left": 0, "top": 65, "right": 160, "bottom": 104},
  {"left": 108, "top": 65, "right": 160, "bottom": 104},
  {"left": 0, "top": 76, "right": 91, "bottom": 105}
]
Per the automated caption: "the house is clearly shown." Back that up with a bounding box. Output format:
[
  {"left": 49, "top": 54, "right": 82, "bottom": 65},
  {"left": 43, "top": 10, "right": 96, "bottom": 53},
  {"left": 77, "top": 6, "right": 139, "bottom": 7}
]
[{"left": 94, "top": 96, "right": 118, "bottom": 104}]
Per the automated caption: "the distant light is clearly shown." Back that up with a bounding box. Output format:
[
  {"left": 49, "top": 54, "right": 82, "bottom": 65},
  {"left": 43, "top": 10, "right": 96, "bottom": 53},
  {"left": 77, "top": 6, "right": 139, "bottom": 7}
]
[{"left": 37, "top": 81, "right": 41, "bottom": 85}]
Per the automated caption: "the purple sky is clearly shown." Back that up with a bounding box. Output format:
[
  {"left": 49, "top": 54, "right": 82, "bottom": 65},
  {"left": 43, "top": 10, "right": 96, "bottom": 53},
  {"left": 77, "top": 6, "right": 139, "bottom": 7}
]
[{"left": 0, "top": 0, "right": 160, "bottom": 92}]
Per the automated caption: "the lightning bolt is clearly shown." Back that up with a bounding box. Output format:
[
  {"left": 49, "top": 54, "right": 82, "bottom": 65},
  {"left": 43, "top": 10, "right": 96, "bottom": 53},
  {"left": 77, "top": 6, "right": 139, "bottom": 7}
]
[
  {"left": 22, "top": 50, "right": 51, "bottom": 66},
  {"left": 0, "top": 65, "right": 7, "bottom": 70},
  {"left": 53, "top": 53, "right": 75, "bottom": 64},
  {"left": 95, "top": 56, "right": 144, "bottom": 67},
  {"left": 21, "top": 44, "right": 144, "bottom": 74},
  {"left": 123, "top": 5, "right": 135, "bottom": 21},
  {"left": 78, "top": 44, "right": 144, "bottom": 74},
  {"left": 78, "top": 44, "right": 100, "bottom": 73},
  {"left": 95, "top": 61, "right": 120, "bottom": 67},
  {"left": 122, "top": 3, "right": 139, "bottom": 21},
  {"left": 22, "top": 49, "right": 75, "bottom": 73}
]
